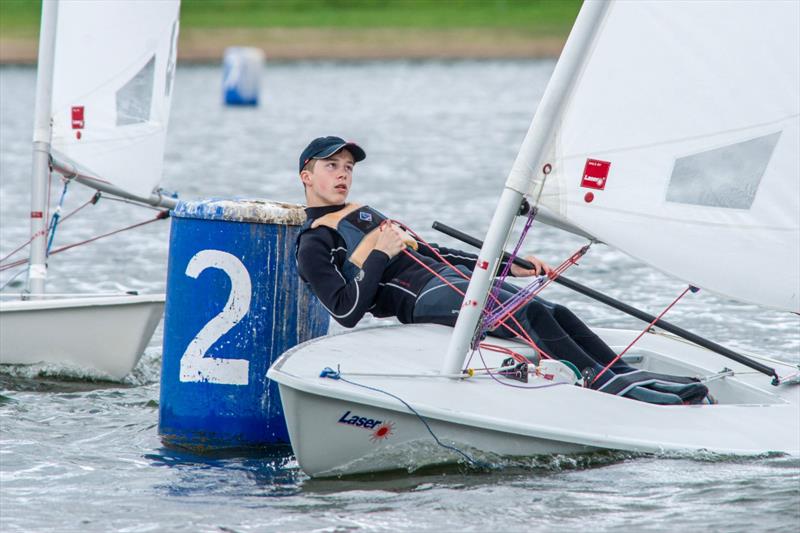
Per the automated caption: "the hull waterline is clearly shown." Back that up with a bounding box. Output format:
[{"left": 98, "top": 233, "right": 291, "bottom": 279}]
[
  {"left": 269, "top": 324, "right": 800, "bottom": 477},
  {"left": 0, "top": 294, "right": 164, "bottom": 379}
]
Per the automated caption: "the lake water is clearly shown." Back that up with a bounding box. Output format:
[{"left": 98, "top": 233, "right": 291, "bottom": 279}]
[{"left": 1, "top": 61, "right": 798, "bottom": 532}]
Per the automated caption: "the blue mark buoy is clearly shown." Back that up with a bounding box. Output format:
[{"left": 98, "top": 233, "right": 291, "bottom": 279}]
[
  {"left": 222, "top": 47, "right": 264, "bottom": 106},
  {"left": 159, "top": 199, "right": 329, "bottom": 450}
]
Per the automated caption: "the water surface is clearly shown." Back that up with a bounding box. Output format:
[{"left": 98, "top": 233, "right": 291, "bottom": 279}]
[{"left": 1, "top": 61, "right": 798, "bottom": 532}]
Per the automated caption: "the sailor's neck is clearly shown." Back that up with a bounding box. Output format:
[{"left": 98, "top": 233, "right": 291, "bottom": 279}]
[{"left": 305, "top": 203, "right": 347, "bottom": 219}]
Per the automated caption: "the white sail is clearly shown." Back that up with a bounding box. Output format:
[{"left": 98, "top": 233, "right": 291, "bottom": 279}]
[
  {"left": 513, "top": 1, "right": 800, "bottom": 313},
  {"left": 49, "top": 0, "right": 180, "bottom": 198}
]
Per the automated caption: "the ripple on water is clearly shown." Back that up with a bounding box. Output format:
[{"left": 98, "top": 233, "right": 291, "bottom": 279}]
[{"left": 1, "top": 62, "right": 798, "bottom": 532}]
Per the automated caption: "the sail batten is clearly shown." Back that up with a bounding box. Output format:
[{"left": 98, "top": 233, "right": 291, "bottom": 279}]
[
  {"left": 49, "top": 0, "right": 180, "bottom": 199},
  {"left": 520, "top": 0, "right": 799, "bottom": 313}
]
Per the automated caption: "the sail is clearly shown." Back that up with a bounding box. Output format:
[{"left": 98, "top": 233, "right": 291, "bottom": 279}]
[
  {"left": 49, "top": 0, "right": 180, "bottom": 198},
  {"left": 516, "top": 0, "right": 800, "bottom": 313}
]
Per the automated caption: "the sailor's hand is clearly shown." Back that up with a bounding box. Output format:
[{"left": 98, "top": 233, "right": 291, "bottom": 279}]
[
  {"left": 510, "top": 255, "right": 552, "bottom": 277},
  {"left": 375, "top": 222, "right": 407, "bottom": 259}
]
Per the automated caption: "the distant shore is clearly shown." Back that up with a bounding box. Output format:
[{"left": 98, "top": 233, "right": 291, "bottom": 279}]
[{"left": 0, "top": 28, "right": 565, "bottom": 64}]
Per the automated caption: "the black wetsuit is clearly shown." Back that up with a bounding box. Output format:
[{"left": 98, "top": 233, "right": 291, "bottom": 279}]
[
  {"left": 296, "top": 204, "right": 707, "bottom": 404},
  {"left": 296, "top": 204, "right": 490, "bottom": 327}
]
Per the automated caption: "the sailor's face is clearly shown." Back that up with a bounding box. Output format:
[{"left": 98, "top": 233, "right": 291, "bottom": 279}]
[{"left": 301, "top": 149, "right": 354, "bottom": 207}]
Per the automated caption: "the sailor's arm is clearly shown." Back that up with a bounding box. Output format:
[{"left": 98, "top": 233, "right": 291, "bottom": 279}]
[
  {"left": 297, "top": 230, "right": 389, "bottom": 328},
  {"left": 509, "top": 255, "right": 552, "bottom": 277}
]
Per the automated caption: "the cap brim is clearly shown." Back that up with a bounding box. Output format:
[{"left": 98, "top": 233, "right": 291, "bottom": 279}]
[{"left": 314, "top": 142, "right": 366, "bottom": 163}]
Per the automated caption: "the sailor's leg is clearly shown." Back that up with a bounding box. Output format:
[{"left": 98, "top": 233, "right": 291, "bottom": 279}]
[
  {"left": 411, "top": 270, "right": 469, "bottom": 327},
  {"left": 537, "top": 299, "right": 636, "bottom": 372},
  {"left": 542, "top": 300, "right": 708, "bottom": 403},
  {"left": 521, "top": 300, "right": 615, "bottom": 387},
  {"left": 521, "top": 300, "right": 684, "bottom": 404},
  {"left": 414, "top": 278, "right": 686, "bottom": 405}
]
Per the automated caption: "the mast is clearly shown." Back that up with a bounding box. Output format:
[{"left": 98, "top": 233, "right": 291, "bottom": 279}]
[
  {"left": 441, "top": 0, "right": 612, "bottom": 375},
  {"left": 26, "top": 0, "right": 59, "bottom": 297}
]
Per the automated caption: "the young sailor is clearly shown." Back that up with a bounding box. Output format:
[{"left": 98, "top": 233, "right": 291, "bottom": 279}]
[{"left": 295, "top": 136, "right": 708, "bottom": 405}]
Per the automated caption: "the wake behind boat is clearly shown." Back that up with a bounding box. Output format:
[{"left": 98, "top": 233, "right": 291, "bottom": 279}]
[{"left": 269, "top": 0, "right": 800, "bottom": 477}]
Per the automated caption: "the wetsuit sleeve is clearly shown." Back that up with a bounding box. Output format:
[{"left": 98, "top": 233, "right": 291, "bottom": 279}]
[
  {"left": 417, "top": 242, "right": 514, "bottom": 274},
  {"left": 296, "top": 228, "right": 390, "bottom": 328}
]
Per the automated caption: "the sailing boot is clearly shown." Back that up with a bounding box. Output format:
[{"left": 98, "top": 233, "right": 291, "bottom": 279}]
[
  {"left": 622, "top": 385, "right": 683, "bottom": 405},
  {"left": 590, "top": 367, "right": 683, "bottom": 405},
  {"left": 646, "top": 381, "right": 709, "bottom": 404}
]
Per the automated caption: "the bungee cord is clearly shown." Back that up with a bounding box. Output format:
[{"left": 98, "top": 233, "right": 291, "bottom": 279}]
[{"left": 591, "top": 285, "right": 697, "bottom": 386}]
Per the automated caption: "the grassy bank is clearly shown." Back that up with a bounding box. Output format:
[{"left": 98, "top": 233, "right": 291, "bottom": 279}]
[{"left": 0, "top": 0, "right": 581, "bottom": 61}]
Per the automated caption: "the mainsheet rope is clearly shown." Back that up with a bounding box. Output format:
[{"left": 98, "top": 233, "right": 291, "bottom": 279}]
[
  {"left": 398, "top": 215, "right": 695, "bottom": 388},
  {"left": 397, "top": 219, "right": 588, "bottom": 365}
]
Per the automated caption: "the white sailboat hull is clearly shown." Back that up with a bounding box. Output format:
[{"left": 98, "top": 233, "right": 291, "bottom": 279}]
[
  {"left": 0, "top": 295, "right": 164, "bottom": 379},
  {"left": 269, "top": 324, "right": 800, "bottom": 477}
]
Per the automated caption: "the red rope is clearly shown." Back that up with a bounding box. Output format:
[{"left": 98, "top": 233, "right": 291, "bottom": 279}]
[
  {"left": 400, "top": 224, "right": 589, "bottom": 351},
  {"left": 0, "top": 211, "right": 168, "bottom": 272},
  {"left": 478, "top": 342, "right": 530, "bottom": 364},
  {"left": 0, "top": 232, "right": 45, "bottom": 266},
  {"left": 400, "top": 246, "right": 544, "bottom": 352},
  {"left": 1, "top": 194, "right": 98, "bottom": 266},
  {"left": 47, "top": 211, "right": 168, "bottom": 256},
  {"left": 482, "top": 245, "right": 588, "bottom": 333},
  {"left": 591, "top": 285, "right": 694, "bottom": 385},
  {"left": 397, "top": 225, "right": 564, "bottom": 361}
]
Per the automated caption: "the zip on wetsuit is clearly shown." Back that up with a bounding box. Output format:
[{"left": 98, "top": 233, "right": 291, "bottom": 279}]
[{"left": 296, "top": 204, "right": 708, "bottom": 404}]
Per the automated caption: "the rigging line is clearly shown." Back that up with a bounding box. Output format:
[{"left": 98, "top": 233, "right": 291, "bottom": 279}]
[
  {"left": 0, "top": 266, "right": 27, "bottom": 291},
  {"left": 0, "top": 234, "right": 41, "bottom": 266},
  {"left": 45, "top": 178, "right": 72, "bottom": 257},
  {"left": 479, "top": 342, "right": 531, "bottom": 365},
  {"left": 45, "top": 165, "right": 53, "bottom": 228},
  {"left": 486, "top": 206, "right": 538, "bottom": 317},
  {"left": 0, "top": 211, "right": 169, "bottom": 271},
  {"left": 397, "top": 225, "right": 563, "bottom": 365},
  {"left": 475, "top": 346, "right": 569, "bottom": 391},
  {"left": 399, "top": 218, "right": 588, "bottom": 358},
  {"left": 100, "top": 194, "right": 165, "bottom": 211},
  {"left": 482, "top": 245, "right": 590, "bottom": 333},
  {"left": 399, "top": 244, "right": 562, "bottom": 372},
  {"left": 0, "top": 257, "right": 27, "bottom": 272},
  {"left": 0, "top": 194, "right": 99, "bottom": 265},
  {"left": 399, "top": 246, "right": 541, "bottom": 352},
  {"left": 431, "top": 222, "right": 782, "bottom": 381},
  {"left": 47, "top": 211, "right": 170, "bottom": 257},
  {"left": 397, "top": 222, "right": 540, "bottom": 346},
  {"left": 319, "top": 366, "right": 483, "bottom": 467},
  {"left": 57, "top": 193, "right": 101, "bottom": 225},
  {"left": 592, "top": 285, "right": 695, "bottom": 386}
]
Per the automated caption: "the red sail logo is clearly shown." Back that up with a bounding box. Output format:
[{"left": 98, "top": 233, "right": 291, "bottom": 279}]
[
  {"left": 71, "top": 106, "right": 84, "bottom": 129},
  {"left": 581, "top": 159, "right": 611, "bottom": 190}
]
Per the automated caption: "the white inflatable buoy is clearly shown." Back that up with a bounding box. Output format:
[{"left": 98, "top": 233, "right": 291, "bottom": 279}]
[{"left": 222, "top": 46, "right": 264, "bottom": 106}]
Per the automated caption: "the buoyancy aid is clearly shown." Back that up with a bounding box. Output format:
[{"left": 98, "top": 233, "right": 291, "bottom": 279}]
[{"left": 296, "top": 204, "right": 418, "bottom": 281}]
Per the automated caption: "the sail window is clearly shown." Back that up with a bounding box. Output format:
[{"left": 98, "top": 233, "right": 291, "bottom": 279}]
[
  {"left": 666, "top": 132, "right": 780, "bottom": 209},
  {"left": 116, "top": 56, "right": 155, "bottom": 126}
]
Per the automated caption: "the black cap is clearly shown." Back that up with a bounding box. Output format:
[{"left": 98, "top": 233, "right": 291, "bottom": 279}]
[{"left": 299, "top": 136, "right": 366, "bottom": 173}]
